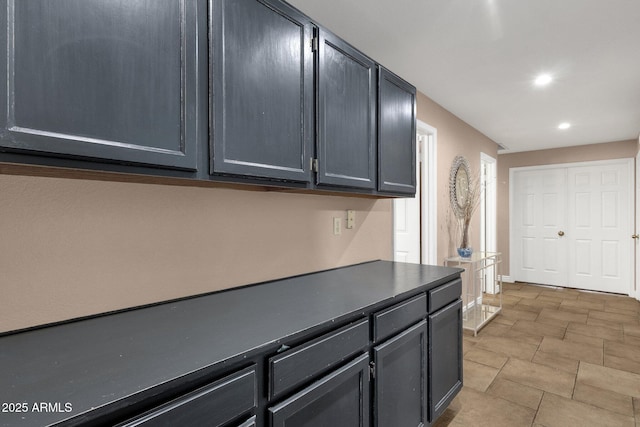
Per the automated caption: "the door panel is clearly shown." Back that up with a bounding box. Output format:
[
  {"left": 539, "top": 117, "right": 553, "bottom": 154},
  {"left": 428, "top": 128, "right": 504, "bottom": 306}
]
[
  {"left": 428, "top": 299, "right": 462, "bottom": 423},
  {"left": 317, "top": 30, "right": 376, "bottom": 189},
  {"left": 392, "top": 131, "right": 421, "bottom": 263},
  {"left": 512, "top": 168, "right": 567, "bottom": 286},
  {"left": 378, "top": 67, "right": 416, "bottom": 194},
  {"left": 393, "top": 194, "right": 420, "bottom": 263},
  {"left": 373, "top": 320, "right": 427, "bottom": 427},
  {"left": 1, "top": 0, "right": 202, "bottom": 170},
  {"left": 567, "top": 162, "right": 632, "bottom": 293},
  {"left": 210, "top": 0, "right": 313, "bottom": 181},
  {"left": 394, "top": 200, "right": 410, "bottom": 262}
]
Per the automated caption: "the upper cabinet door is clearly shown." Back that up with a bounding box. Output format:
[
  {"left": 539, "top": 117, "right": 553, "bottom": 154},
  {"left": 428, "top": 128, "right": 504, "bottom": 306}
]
[
  {"left": 317, "top": 30, "right": 376, "bottom": 190},
  {"left": 210, "top": 0, "right": 313, "bottom": 182},
  {"left": 0, "top": 0, "right": 203, "bottom": 170},
  {"left": 378, "top": 67, "right": 416, "bottom": 195}
]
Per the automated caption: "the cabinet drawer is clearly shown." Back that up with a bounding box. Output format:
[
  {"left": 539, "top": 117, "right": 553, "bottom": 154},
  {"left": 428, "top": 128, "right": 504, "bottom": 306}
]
[
  {"left": 238, "top": 415, "right": 257, "bottom": 427},
  {"left": 269, "top": 319, "right": 369, "bottom": 400},
  {"left": 118, "top": 366, "right": 256, "bottom": 427},
  {"left": 428, "top": 279, "right": 462, "bottom": 313},
  {"left": 269, "top": 353, "right": 370, "bottom": 426},
  {"left": 373, "top": 293, "right": 426, "bottom": 342}
]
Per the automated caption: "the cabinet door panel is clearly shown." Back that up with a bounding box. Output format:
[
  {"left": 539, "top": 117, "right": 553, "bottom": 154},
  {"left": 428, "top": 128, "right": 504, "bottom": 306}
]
[
  {"left": 211, "top": 0, "right": 313, "bottom": 182},
  {"left": 374, "top": 320, "right": 427, "bottom": 427},
  {"left": 378, "top": 67, "right": 416, "bottom": 194},
  {"left": 428, "top": 299, "right": 463, "bottom": 422},
  {"left": 317, "top": 31, "right": 376, "bottom": 189},
  {"left": 0, "top": 0, "right": 201, "bottom": 170},
  {"left": 269, "top": 354, "right": 370, "bottom": 427}
]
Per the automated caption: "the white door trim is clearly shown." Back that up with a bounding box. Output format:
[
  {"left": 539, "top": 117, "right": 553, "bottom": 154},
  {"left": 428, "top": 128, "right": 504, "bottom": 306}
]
[
  {"left": 636, "top": 149, "right": 639, "bottom": 300},
  {"left": 418, "top": 120, "right": 437, "bottom": 265},
  {"left": 510, "top": 157, "right": 634, "bottom": 295},
  {"left": 481, "top": 152, "right": 497, "bottom": 293},
  {"left": 480, "top": 152, "right": 497, "bottom": 253}
]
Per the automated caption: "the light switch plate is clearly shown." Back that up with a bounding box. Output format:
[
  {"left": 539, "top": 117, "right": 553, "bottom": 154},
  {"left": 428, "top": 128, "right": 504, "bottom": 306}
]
[
  {"left": 346, "top": 210, "right": 355, "bottom": 229},
  {"left": 333, "top": 217, "right": 341, "bottom": 235}
]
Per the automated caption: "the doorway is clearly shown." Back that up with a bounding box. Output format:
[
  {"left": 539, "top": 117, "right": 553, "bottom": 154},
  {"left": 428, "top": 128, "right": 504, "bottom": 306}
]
[
  {"left": 480, "top": 153, "right": 497, "bottom": 293},
  {"left": 510, "top": 158, "right": 634, "bottom": 295},
  {"left": 393, "top": 121, "right": 437, "bottom": 264}
]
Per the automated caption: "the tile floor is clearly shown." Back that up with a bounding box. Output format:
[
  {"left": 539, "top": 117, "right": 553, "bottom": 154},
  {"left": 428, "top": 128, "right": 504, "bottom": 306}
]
[{"left": 434, "top": 282, "right": 640, "bottom": 427}]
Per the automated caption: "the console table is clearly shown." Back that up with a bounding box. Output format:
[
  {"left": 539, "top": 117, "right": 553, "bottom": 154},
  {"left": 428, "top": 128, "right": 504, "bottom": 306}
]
[{"left": 444, "top": 252, "right": 502, "bottom": 336}]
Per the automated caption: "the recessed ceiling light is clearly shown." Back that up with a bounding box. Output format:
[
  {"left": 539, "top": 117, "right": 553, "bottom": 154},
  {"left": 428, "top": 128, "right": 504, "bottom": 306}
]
[
  {"left": 534, "top": 74, "right": 552, "bottom": 86},
  {"left": 558, "top": 122, "right": 571, "bottom": 130}
]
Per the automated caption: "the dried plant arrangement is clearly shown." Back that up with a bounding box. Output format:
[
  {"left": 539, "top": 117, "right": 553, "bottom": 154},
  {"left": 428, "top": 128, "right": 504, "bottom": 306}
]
[{"left": 457, "top": 170, "right": 481, "bottom": 250}]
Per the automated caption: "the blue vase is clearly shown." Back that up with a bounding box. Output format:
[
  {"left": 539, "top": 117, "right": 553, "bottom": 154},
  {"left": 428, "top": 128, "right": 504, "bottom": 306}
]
[{"left": 457, "top": 247, "right": 473, "bottom": 258}]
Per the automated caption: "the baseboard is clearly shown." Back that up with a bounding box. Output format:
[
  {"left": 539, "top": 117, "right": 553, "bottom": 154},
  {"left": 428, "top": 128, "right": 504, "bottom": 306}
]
[{"left": 499, "top": 275, "right": 514, "bottom": 283}]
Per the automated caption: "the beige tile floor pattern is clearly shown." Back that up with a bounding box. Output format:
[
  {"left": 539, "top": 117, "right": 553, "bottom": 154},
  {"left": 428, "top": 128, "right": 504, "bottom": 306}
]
[{"left": 434, "top": 282, "right": 640, "bottom": 427}]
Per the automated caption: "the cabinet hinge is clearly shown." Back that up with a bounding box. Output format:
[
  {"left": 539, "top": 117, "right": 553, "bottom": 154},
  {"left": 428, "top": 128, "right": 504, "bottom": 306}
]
[
  {"left": 369, "top": 361, "right": 376, "bottom": 380},
  {"left": 311, "top": 158, "right": 319, "bottom": 173},
  {"left": 311, "top": 37, "right": 318, "bottom": 52}
]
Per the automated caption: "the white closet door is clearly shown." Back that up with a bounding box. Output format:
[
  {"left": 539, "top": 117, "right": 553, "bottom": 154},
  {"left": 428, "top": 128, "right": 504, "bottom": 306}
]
[
  {"left": 512, "top": 168, "right": 567, "bottom": 286},
  {"left": 393, "top": 135, "right": 421, "bottom": 264},
  {"left": 393, "top": 195, "right": 420, "bottom": 263},
  {"left": 511, "top": 159, "right": 633, "bottom": 295},
  {"left": 568, "top": 162, "right": 632, "bottom": 293}
]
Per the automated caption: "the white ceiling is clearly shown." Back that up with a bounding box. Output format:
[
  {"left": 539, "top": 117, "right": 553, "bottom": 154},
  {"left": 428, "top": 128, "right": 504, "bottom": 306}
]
[{"left": 288, "top": 0, "right": 640, "bottom": 153}]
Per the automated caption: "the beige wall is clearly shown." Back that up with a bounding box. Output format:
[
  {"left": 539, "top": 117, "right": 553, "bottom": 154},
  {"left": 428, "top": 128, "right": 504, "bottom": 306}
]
[
  {"left": 1, "top": 91, "right": 506, "bottom": 334},
  {"left": 497, "top": 139, "right": 638, "bottom": 277},
  {"left": 0, "top": 172, "right": 392, "bottom": 333},
  {"left": 416, "top": 92, "right": 499, "bottom": 264}
]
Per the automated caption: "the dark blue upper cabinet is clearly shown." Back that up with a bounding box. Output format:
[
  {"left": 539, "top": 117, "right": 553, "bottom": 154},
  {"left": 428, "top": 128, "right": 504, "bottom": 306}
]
[
  {"left": 0, "top": 0, "right": 416, "bottom": 195},
  {"left": 317, "top": 30, "right": 377, "bottom": 190},
  {"left": 210, "top": 0, "right": 313, "bottom": 183},
  {"left": 378, "top": 67, "right": 417, "bottom": 195},
  {"left": 0, "top": 0, "right": 203, "bottom": 171}
]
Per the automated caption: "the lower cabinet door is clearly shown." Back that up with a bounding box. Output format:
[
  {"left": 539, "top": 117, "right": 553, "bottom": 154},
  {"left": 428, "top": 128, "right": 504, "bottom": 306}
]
[
  {"left": 428, "top": 299, "right": 463, "bottom": 422},
  {"left": 268, "top": 354, "right": 370, "bottom": 427},
  {"left": 373, "top": 320, "right": 427, "bottom": 427}
]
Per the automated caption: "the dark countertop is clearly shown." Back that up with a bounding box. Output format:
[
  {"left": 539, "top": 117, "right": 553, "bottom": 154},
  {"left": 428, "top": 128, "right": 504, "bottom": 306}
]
[{"left": 0, "top": 260, "right": 461, "bottom": 426}]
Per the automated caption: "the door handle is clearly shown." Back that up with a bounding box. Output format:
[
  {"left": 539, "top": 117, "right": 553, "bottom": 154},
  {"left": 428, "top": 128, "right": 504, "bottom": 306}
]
[
  {"left": 633, "top": 234, "right": 639, "bottom": 239},
  {"left": 558, "top": 231, "right": 565, "bottom": 237}
]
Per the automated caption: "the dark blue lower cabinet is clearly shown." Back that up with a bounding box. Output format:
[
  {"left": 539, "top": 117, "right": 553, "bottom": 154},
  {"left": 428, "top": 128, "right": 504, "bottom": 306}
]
[
  {"left": 428, "top": 299, "right": 463, "bottom": 422},
  {"left": 0, "top": 264, "right": 461, "bottom": 427},
  {"left": 373, "top": 320, "right": 428, "bottom": 427},
  {"left": 268, "top": 354, "right": 370, "bottom": 427}
]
